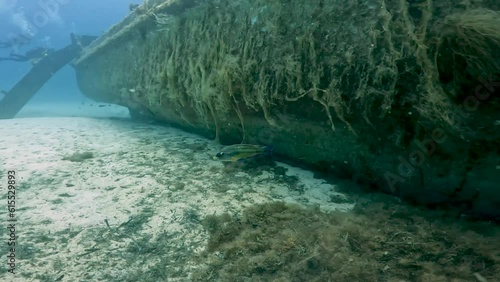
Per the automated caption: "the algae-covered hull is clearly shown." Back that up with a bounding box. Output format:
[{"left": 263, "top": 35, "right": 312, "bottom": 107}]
[{"left": 73, "top": 0, "right": 500, "bottom": 220}]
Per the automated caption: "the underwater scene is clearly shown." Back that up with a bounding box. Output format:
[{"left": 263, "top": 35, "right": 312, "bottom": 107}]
[{"left": 0, "top": 0, "right": 499, "bottom": 281}]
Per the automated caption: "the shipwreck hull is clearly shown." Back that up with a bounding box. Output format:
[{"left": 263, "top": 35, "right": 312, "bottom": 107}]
[{"left": 73, "top": 0, "right": 500, "bottom": 220}]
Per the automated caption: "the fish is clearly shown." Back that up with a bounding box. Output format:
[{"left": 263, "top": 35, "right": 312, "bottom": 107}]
[{"left": 214, "top": 144, "right": 273, "bottom": 162}]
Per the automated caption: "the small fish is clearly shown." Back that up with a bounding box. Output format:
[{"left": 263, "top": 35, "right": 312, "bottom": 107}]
[{"left": 215, "top": 144, "right": 272, "bottom": 162}]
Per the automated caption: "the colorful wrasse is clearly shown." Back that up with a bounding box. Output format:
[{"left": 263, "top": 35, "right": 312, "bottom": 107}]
[{"left": 214, "top": 144, "right": 273, "bottom": 162}]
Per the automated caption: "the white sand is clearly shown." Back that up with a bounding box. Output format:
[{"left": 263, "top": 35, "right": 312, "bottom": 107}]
[
  {"left": 0, "top": 110, "right": 354, "bottom": 281},
  {"left": 15, "top": 100, "right": 130, "bottom": 119}
]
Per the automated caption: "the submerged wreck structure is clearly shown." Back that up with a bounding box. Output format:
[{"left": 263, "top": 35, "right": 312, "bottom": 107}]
[{"left": 73, "top": 0, "right": 500, "bottom": 220}]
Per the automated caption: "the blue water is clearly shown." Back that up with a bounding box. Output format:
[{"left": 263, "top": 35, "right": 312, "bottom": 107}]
[{"left": 0, "top": 0, "right": 141, "bottom": 105}]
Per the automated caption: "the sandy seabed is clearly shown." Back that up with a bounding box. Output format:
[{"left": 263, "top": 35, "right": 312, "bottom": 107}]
[
  {"left": 0, "top": 114, "right": 353, "bottom": 281},
  {"left": 0, "top": 103, "right": 498, "bottom": 282}
]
